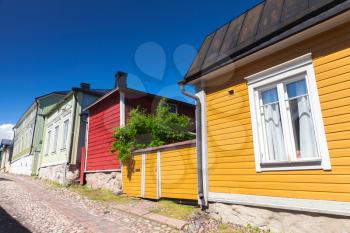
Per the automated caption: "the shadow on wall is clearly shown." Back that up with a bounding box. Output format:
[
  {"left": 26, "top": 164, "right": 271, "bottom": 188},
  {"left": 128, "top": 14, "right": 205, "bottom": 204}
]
[
  {"left": 0, "top": 206, "right": 32, "bottom": 233},
  {"left": 126, "top": 158, "right": 136, "bottom": 181}
]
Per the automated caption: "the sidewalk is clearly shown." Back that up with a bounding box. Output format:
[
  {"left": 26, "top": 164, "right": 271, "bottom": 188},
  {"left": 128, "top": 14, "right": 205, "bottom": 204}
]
[{"left": 0, "top": 173, "right": 180, "bottom": 233}]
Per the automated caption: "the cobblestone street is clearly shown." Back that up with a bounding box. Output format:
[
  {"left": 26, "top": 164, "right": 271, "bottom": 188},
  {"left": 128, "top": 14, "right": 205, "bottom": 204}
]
[{"left": 0, "top": 174, "right": 177, "bottom": 233}]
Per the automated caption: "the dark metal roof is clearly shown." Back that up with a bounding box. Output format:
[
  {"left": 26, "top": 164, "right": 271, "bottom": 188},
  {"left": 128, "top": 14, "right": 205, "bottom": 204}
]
[
  {"left": 15, "top": 91, "right": 70, "bottom": 128},
  {"left": 84, "top": 87, "right": 195, "bottom": 111},
  {"left": 36, "top": 91, "right": 70, "bottom": 100},
  {"left": 184, "top": 0, "right": 349, "bottom": 83}
]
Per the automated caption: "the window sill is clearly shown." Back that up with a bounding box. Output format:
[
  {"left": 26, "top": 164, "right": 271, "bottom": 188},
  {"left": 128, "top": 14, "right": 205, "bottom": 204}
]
[{"left": 259, "top": 158, "right": 323, "bottom": 172}]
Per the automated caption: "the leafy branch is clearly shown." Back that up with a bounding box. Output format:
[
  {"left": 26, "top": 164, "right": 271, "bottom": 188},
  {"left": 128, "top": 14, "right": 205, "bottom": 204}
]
[{"left": 112, "top": 99, "right": 195, "bottom": 163}]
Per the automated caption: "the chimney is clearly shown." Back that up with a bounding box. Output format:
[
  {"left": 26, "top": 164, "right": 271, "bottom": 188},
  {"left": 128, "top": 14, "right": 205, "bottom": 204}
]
[
  {"left": 80, "top": 83, "right": 91, "bottom": 90},
  {"left": 115, "top": 71, "right": 128, "bottom": 89}
]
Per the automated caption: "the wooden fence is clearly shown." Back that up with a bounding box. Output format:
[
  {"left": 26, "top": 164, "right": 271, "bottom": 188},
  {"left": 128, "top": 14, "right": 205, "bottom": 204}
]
[{"left": 122, "top": 140, "right": 198, "bottom": 200}]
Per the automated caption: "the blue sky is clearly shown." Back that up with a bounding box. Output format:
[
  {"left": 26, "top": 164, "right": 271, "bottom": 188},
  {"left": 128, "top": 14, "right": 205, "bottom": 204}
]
[{"left": 0, "top": 0, "right": 260, "bottom": 125}]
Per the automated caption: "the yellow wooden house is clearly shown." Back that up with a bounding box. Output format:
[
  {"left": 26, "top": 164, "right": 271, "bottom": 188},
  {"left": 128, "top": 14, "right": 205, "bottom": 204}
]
[{"left": 180, "top": 0, "right": 350, "bottom": 216}]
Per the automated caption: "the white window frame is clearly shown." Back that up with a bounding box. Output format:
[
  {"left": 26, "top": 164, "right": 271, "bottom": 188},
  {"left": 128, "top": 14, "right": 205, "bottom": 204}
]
[
  {"left": 61, "top": 119, "right": 69, "bottom": 150},
  {"left": 45, "top": 131, "right": 51, "bottom": 156},
  {"left": 246, "top": 53, "right": 331, "bottom": 172},
  {"left": 52, "top": 125, "right": 59, "bottom": 153}
]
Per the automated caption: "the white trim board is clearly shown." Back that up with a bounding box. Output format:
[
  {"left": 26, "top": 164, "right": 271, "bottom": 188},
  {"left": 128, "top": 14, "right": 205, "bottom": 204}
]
[
  {"left": 141, "top": 153, "right": 146, "bottom": 198},
  {"left": 120, "top": 91, "right": 126, "bottom": 127},
  {"left": 84, "top": 115, "right": 90, "bottom": 172},
  {"left": 83, "top": 88, "right": 118, "bottom": 111},
  {"left": 209, "top": 192, "right": 350, "bottom": 217},
  {"left": 157, "top": 151, "right": 161, "bottom": 199}
]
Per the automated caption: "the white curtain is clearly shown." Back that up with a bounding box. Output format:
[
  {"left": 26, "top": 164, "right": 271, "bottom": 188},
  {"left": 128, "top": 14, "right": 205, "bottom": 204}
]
[
  {"left": 297, "top": 96, "right": 318, "bottom": 158},
  {"left": 264, "top": 103, "right": 287, "bottom": 161}
]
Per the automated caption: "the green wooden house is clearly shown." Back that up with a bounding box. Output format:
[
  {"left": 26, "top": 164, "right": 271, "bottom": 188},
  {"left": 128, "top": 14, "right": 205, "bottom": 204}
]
[{"left": 11, "top": 91, "right": 68, "bottom": 175}]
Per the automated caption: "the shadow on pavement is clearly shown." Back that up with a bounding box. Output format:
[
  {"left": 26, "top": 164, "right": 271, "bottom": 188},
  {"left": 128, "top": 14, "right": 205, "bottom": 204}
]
[
  {"left": 0, "top": 206, "right": 31, "bottom": 233},
  {"left": 0, "top": 177, "right": 12, "bottom": 182}
]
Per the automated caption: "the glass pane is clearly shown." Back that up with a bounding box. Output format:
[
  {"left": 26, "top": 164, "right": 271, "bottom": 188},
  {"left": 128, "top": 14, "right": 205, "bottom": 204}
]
[
  {"left": 287, "top": 79, "right": 307, "bottom": 98},
  {"left": 262, "top": 88, "right": 278, "bottom": 104},
  {"left": 261, "top": 88, "right": 287, "bottom": 161},
  {"left": 287, "top": 81, "right": 318, "bottom": 159}
]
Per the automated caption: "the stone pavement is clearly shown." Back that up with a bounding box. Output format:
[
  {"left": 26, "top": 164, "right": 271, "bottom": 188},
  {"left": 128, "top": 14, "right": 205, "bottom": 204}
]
[{"left": 0, "top": 173, "right": 178, "bottom": 233}]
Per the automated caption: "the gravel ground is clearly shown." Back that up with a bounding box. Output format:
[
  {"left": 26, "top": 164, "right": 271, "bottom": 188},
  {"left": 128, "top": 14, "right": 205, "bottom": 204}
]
[{"left": 0, "top": 174, "right": 177, "bottom": 233}]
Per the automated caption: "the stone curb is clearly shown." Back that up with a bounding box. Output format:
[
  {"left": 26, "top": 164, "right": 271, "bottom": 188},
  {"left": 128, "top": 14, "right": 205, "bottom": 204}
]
[
  {"left": 145, "top": 213, "right": 187, "bottom": 230},
  {"left": 112, "top": 204, "right": 187, "bottom": 230}
]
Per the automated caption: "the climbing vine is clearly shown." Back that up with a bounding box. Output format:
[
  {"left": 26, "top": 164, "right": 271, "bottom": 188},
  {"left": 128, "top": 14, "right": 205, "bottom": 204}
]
[{"left": 112, "top": 99, "right": 195, "bottom": 163}]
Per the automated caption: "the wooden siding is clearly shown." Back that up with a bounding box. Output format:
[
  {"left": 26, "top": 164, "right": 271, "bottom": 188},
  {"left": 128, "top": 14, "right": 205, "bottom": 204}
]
[
  {"left": 144, "top": 153, "right": 158, "bottom": 199},
  {"left": 86, "top": 92, "right": 120, "bottom": 171},
  {"left": 205, "top": 22, "right": 350, "bottom": 202},
  {"left": 86, "top": 91, "right": 195, "bottom": 173},
  {"left": 121, "top": 142, "right": 198, "bottom": 201},
  {"left": 161, "top": 146, "right": 198, "bottom": 200},
  {"left": 122, "top": 154, "right": 142, "bottom": 197}
]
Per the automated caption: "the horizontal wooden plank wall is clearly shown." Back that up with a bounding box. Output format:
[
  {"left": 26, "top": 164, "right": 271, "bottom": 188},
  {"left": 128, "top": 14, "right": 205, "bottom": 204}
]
[
  {"left": 144, "top": 153, "right": 158, "bottom": 199},
  {"left": 122, "top": 142, "right": 198, "bottom": 201},
  {"left": 205, "top": 22, "right": 350, "bottom": 202},
  {"left": 122, "top": 154, "right": 142, "bottom": 198},
  {"left": 87, "top": 92, "right": 120, "bottom": 171},
  {"left": 161, "top": 146, "right": 198, "bottom": 200}
]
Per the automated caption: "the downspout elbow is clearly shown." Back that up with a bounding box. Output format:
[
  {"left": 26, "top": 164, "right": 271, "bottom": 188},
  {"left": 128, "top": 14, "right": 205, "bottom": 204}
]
[{"left": 179, "top": 82, "right": 200, "bottom": 102}]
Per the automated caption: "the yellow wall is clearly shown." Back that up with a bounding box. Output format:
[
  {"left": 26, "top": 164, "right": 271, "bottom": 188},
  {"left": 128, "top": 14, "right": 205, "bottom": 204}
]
[
  {"left": 161, "top": 146, "right": 198, "bottom": 200},
  {"left": 144, "top": 153, "right": 158, "bottom": 199},
  {"left": 122, "top": 154, "right": 142, "bottom": 198},
  {"left": 205, "top": 22, "right": 350, "bottom": 202},
  {"left": 122, "top": 144, "right": 198, "bottom": 201}
]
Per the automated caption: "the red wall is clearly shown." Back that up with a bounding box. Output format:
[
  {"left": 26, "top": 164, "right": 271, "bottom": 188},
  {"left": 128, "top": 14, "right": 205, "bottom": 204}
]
[
  {"left": 86, "top": 90, "right": 195, "bottom": 172},
  {"left": 86, "top": 91, "right": 120, "bottom": 171}
]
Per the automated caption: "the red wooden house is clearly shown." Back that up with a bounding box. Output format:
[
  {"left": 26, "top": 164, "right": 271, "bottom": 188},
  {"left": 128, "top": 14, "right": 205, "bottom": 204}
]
[{"left": 81, "top": 72, "right": 195, "bottom": 193}]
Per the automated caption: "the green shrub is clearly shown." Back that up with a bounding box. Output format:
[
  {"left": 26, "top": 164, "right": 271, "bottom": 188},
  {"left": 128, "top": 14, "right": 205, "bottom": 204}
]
[{"left": 112, "top": 98, "right": 194, "bottom": 163}]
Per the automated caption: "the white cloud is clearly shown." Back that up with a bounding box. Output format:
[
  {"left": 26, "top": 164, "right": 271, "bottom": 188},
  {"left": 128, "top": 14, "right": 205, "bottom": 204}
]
[{"left": 0, "top": 123, "right": 14, "bottom": 141}]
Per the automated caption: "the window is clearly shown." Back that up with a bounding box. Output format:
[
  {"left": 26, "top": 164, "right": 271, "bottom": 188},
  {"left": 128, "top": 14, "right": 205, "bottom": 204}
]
[
  {"left": 247, "top": 54, "right": 331, "bottom": 172},
  {"left": 168, "top": 103, "right": 178, "bottom": 114},
  {"left": 52, "top": 126, "right": 59, "bottom": 153},
  {"left": 62, "top": 120, "right": 69, "bottom": 149},
  {"left": 46, "top": 131, "right": 51, "bottom": 155}
]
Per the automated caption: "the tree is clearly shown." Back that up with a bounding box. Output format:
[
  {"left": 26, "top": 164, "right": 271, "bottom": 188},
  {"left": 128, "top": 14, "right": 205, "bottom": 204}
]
[{"left": 112, "top": 99, "right": 194, "bottom": 163}]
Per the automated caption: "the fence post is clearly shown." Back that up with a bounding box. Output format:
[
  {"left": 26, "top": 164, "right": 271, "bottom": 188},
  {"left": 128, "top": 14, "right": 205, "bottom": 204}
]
[
  {"left": 157, "top": 150, "right": 161, "bottom": 199},
  {"left": 141, "top": 153, "right": 146, "bottom": 198}
]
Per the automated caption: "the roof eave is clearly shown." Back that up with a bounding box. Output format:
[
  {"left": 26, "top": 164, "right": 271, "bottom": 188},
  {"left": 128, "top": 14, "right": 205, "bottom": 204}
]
[
  {"left": 183, "top": 0, "right": 350, "bottom": 84},
  {"left": 184, "top": 8, "right": 350, "bottom": 86}
]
